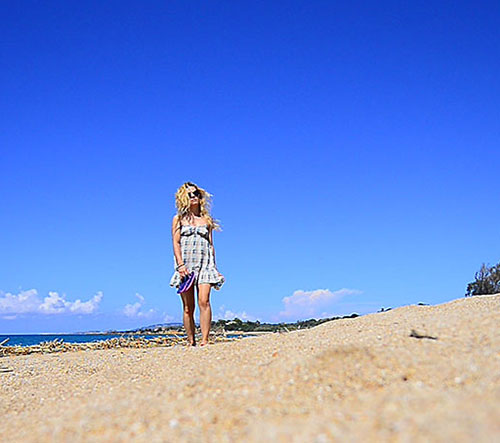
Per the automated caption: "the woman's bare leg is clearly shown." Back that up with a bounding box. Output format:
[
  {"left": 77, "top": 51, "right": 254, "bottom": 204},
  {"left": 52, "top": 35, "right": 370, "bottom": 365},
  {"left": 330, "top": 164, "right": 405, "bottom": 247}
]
[
  {"left": 180, "top": 287, "right": 196, "bottom": 346},
  {"left": 197, "top": 284, "right": 212, "bottom": 345}
]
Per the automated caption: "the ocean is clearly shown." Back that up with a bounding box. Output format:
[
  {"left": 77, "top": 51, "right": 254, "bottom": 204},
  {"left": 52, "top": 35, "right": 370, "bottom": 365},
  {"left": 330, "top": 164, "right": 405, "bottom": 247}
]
[{"left": 0, "top": 333, "right": 183, "bottom": 347}]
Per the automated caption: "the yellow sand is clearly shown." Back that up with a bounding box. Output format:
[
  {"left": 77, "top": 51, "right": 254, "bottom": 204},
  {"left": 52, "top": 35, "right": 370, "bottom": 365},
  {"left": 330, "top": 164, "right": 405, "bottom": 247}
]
[{"left": 1, "top": 294, "right": 499, "bottom": 442}]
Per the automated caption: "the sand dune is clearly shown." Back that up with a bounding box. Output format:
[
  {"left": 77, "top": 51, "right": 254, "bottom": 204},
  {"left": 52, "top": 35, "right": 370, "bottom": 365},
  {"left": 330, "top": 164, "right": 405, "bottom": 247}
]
[{"left": 1, "top": 295, "right": 499, "bottom": 442}]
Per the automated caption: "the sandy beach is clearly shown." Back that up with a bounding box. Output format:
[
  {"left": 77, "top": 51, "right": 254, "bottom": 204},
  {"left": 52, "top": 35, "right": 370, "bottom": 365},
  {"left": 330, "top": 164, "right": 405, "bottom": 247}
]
[{"left": 1, "top": 294, "right": 499, "bottom": 442}]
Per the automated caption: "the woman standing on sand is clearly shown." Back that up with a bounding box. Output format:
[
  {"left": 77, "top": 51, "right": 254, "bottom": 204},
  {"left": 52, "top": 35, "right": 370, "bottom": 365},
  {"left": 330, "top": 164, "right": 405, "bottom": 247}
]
[{"left": 169, "top": 182, "right": 225, "bottom": 346}]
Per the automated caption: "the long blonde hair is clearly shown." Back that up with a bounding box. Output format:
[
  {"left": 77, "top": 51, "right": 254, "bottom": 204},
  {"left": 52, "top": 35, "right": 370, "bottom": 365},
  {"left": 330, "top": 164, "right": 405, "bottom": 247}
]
[{"left": 174, "top": 182, "right": 221, "bottom": 231}]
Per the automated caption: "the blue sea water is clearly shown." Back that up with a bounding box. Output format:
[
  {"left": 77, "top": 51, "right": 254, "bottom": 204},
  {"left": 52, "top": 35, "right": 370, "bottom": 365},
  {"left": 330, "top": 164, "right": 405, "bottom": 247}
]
[
  {"left": 0, "top": 333, "right": 247, "bottom": 347},
  {"left": 0, "top": 334, "right": 181, "bottom": 347}
]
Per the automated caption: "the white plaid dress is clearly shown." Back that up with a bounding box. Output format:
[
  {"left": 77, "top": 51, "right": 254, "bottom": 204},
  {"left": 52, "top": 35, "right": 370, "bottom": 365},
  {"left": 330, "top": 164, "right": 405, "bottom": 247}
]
[{"left": 169, "top": 224, "right": 225, "bottom": 291}]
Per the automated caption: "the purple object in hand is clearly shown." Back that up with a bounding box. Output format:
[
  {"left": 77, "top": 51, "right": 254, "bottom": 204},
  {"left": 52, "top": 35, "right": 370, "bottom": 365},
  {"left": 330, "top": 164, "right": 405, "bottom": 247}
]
[{"left": 177, "top": 272, "right": 195, "bottom": 294}]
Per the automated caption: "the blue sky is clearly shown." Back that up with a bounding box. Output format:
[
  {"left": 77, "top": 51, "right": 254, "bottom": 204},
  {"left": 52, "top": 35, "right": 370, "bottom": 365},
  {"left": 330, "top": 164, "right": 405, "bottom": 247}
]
[{"left": 1, "top": 1, "right": 499, "bottom": 333}]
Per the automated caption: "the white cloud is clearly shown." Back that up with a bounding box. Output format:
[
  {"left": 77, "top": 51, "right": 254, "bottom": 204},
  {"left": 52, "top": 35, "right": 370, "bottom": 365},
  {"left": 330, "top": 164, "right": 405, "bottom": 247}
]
[
  {"left": 215, "top": 305, "right": 258, "bottom": 322},
  {"left": 123, "top": 302, "right": 141, "bottom": 317},
  {"left": 39, "top": 291, "right": 66, "bottom": 314},
  {"left": 68, "top": 292, "right": 103, "bottom": 314},
  {"left": 163, "top": 313, "right": 174, "bottom": 323},
  {"left": 0, "top": 289, "right": 40, "bottom": 314},
  {"left": 0, "top": 289, "right": 103, "bottom": 315},
  {"left": 135, "top": 293, "right": 145, "bottom": 303},
  {"left": 123, "top": 293, "right": 155, "bottom": 318},
  {"left": 279, "top": 288, "right": 362, "bottom": 320}
]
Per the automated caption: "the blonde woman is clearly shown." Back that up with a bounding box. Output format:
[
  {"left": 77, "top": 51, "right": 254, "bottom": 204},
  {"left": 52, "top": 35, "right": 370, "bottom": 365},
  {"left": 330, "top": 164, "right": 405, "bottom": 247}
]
[{"left": 170, "top": 182, "right": 225, "bottom": 346}]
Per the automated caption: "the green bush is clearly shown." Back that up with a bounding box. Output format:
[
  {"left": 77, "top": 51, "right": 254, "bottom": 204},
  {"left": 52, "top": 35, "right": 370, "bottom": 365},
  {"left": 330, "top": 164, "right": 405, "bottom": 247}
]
[{"left": 465, "top": 262, "right": 500, "bottom": 296}]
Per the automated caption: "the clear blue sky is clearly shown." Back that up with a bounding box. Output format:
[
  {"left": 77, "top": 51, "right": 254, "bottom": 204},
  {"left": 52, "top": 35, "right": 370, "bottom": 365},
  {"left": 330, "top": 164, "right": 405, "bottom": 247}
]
[{"left": 1, "top": 1, "right": 499, "bottom": 333}]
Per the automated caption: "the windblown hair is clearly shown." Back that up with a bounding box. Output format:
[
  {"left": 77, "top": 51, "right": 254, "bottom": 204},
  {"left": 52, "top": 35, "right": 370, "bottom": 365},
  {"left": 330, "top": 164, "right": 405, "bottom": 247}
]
[{"left": 174, "top": 182, "right": 221, "bottom": 231}]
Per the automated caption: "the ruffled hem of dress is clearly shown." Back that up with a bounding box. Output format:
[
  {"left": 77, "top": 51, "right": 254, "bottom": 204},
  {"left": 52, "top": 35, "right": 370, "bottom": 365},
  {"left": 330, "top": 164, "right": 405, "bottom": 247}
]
[
  {"left": 198, "top": 269, "right": 225, "bottom": 290},
  {"left": 169, "top": 269, "right": 225, "bottom": 291}
]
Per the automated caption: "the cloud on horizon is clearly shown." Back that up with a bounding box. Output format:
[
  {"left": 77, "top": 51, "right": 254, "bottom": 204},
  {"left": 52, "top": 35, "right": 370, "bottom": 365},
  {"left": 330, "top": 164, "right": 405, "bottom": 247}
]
[
  {"left": 215, "top": 305, "right": 258, "bottom": 322},
  {"left": 0, "top": 289, "right": 103, "bottom": 318},
  {"left": 279, "top": 288, "right": 362, "bottom": 320},
  {"left": 122, "top": 293, "right": 156, "bottom": 319}
]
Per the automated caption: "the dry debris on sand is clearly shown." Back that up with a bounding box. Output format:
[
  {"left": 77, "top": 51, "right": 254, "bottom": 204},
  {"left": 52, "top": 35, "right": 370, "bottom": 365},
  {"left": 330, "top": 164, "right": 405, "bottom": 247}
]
[
  {"left": 0, "top": 334, "right": 235, "bottom": 357},
  {"left": 1, "top": 295, "right": 499, "bottom": 442}
]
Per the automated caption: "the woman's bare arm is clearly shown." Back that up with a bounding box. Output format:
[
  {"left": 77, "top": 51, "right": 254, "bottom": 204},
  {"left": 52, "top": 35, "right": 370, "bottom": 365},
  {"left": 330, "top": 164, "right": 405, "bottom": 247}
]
[
  {"left": 172, "top": 215, "right": 184, "bottom": 269},
  {"left": 209, "top": 226, "right": 218, "bottom": 270}
]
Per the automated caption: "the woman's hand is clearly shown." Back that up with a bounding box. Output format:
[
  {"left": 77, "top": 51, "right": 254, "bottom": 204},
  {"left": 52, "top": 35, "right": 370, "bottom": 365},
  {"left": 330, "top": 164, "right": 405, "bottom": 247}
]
[{"left": 178, "top": 265, "right": 190, "bottom": 279}]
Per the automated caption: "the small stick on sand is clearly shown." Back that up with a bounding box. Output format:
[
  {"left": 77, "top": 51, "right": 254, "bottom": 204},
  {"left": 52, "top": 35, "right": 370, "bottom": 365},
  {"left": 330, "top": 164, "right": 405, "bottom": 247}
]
[{"left": 410, "top": 329, "right": 438, "bottom": 340}]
